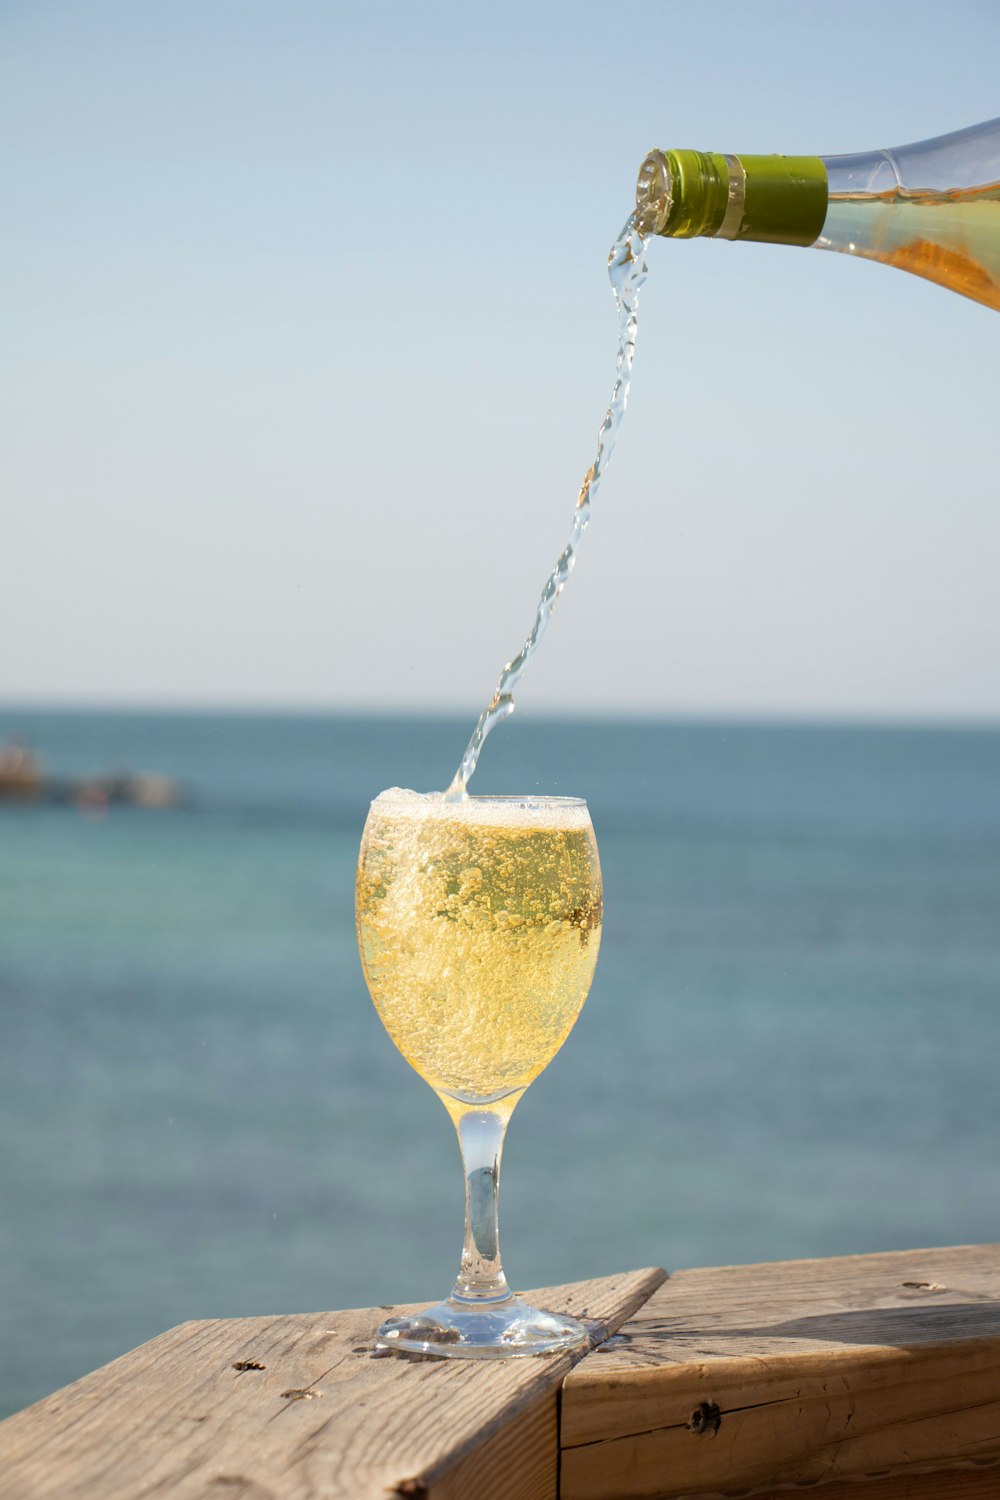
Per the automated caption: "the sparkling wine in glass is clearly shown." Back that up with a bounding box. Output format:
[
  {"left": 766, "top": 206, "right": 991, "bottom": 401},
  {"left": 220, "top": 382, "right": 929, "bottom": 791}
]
[{"left": 356, "top": 788, "right": 602, "bottom": 1358}]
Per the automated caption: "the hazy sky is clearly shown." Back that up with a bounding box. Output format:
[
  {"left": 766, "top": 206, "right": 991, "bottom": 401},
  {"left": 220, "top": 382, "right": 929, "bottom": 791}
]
[{"left": 2, "top": 0, "right": 998, "bottom": 720}]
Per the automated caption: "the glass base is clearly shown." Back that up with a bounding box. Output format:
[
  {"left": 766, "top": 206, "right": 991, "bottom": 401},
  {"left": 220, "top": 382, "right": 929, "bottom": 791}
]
[{"left": 376, "top": 1294, "right": 589, "bottom": 1359}]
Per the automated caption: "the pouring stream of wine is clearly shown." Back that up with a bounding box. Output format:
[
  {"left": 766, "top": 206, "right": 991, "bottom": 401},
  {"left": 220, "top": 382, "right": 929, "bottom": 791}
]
[{"left": 445, "top": 215, "right": 649, "bottom": 799}]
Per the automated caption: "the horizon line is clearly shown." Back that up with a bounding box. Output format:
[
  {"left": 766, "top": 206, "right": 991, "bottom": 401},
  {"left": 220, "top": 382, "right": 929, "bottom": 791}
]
[{"left": 1, "top": 698, "right": 999, "bottom": 733}]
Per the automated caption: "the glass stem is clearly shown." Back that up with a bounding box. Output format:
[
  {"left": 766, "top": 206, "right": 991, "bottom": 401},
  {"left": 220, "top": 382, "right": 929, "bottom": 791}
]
[{"left": 448, "top": 1103, "right": 515, "bottom": 1304}]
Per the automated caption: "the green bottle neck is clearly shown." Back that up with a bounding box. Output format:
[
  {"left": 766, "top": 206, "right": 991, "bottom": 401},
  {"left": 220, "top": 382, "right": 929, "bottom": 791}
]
[{"left": 635, "top": 149, "right": 829, "bottom": 247}]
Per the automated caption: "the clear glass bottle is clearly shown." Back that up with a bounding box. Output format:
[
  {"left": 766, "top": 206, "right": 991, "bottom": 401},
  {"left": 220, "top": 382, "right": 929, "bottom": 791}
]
[{"left": 635, "top": 118, "right": 1000, "bottom": 312}]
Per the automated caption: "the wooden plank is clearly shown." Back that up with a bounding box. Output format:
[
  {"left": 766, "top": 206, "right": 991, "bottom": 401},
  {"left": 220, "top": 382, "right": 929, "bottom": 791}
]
[
  {"left": 561, "top": 1244, "right": 1000, "bottom": 1500},
  {"left": 749, "top": 1467, "right": 1000, "bottom": 1500},
  {"left": 430, "top": 1387, "right": 558, "bottom": 1500},
  {"left": 0, "top": 1266, "right": 664, "bottom": 1500}
]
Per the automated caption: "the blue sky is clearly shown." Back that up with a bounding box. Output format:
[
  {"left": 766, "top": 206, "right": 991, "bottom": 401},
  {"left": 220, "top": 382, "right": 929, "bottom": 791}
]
[{"left": 2, "top": 0, "right": 998, "bottom": 718}]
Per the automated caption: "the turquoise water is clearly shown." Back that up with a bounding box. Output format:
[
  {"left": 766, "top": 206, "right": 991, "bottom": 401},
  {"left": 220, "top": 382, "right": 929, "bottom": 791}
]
[{"left": 1, "top": 708, "right": 998, "bottom": 1416}]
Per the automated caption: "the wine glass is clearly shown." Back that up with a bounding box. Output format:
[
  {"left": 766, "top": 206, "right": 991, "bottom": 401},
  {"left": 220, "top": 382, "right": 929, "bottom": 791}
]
[{"left": 356, "top": 788, "right": 602, "bottom": 1358}]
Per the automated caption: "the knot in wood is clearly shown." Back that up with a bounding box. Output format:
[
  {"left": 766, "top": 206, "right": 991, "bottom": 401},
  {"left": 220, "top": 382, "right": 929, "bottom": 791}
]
[{"left": 688, "top": 1400, "right": 722, "bottom": 1436}]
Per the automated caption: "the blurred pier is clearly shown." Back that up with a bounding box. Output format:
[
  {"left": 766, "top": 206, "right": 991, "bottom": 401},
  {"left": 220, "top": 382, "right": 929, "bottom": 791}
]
[{"left": 0, "top": 737, "right": 186, "bottom": 809}]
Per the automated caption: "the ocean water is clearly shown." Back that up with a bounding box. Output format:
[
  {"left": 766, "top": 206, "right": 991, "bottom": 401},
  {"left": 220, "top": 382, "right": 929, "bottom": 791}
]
[{"left": 1, "top": 708, "right": 998, "bottom": 1417}]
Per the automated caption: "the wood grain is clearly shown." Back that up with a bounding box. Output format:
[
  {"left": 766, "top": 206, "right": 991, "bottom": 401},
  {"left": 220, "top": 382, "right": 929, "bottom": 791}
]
[
  {"left": 0, "top": 1266, "right": 664, "bottom": 1500},
  {"left": 430, "top": 1387, "right": 558, "bottom": 1500},
  {"left": 561, "top": 1244, "right": 1000, "bottom": 1500},
  {"left": 747, "top": 1466, "right": 1000, "bottom": 1500}
]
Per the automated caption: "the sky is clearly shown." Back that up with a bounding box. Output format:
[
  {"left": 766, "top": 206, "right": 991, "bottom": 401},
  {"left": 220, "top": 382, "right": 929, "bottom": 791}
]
[{"left": 2, "top": 0, "right": 998, "bottom": 721}]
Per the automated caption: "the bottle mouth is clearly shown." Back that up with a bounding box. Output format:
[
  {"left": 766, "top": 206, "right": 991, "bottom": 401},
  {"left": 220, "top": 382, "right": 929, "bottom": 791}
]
[
  {"left": 635, "top": 149, "right": 735, "bottom": 239},
  {"left": 635, "top": 149, "right": 672, "bottom": 236}
]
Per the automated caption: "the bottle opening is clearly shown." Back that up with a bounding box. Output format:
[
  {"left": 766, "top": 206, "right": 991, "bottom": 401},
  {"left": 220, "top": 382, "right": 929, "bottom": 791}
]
[{"left": 635, "top": 149, "right": 672, "bottom": 236}]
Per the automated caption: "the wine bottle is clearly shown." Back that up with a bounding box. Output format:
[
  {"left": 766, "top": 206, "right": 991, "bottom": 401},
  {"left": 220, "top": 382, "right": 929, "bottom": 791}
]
[{"left": 635, "top": 118, "right": 1000, "bottom": 311}]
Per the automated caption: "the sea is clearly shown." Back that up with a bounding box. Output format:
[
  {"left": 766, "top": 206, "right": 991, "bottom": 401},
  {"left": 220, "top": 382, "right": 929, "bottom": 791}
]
[{"left": 1, "top": 707, "right": 998, "bottom": 1417}]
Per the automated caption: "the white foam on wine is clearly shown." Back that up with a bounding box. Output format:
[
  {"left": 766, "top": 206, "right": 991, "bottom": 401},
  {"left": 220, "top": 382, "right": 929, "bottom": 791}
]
[{"left": 370, "top": 786, "right": 591, "bottom": 831}]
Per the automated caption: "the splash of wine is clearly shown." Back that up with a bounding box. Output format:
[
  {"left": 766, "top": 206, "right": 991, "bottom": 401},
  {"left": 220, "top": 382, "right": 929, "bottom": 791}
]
[{"left": 446, "top": 215, "right": 648, "bottom": 799}]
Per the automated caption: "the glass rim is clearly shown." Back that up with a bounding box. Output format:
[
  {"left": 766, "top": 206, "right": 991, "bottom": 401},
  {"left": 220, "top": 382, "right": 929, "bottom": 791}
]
[
  {"left": 367, "top": 792, "right": 589, "bottom": 807},
  {"left": 364, "top": 790, "right": 592, "bottom": 816},
  {"left": 458, "top": 793, "right": 587, "bottom": 806}
]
